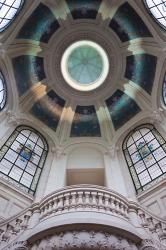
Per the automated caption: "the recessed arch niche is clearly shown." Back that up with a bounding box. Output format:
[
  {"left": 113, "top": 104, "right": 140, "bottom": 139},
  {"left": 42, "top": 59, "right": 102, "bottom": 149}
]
[{"left": 67, "top": 146, "right": 105, "bottom": 186}]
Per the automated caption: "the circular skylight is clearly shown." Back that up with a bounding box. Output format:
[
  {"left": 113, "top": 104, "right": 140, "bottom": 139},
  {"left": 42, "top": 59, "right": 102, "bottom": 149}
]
[
  {"left": 144, "top": 0, "right": 166, "bottom": 29},
  {"left": 0, "top": 0, "right": 24, "bottom": 32},
  {"left": 61, "top": 41, "right": 109, "bottom": 91}
]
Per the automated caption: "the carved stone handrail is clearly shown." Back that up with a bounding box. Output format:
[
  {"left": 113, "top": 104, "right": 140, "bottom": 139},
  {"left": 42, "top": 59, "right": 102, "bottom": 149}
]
[{"left": 0, "top": 185, "right": 165, "bottom": 250}]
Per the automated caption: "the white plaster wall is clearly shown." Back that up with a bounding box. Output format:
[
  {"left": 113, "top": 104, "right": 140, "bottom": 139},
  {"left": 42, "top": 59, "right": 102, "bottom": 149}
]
[
  {"left": 67, "top": 147, "right": 104, "bottom": 170},
  {"left": 0, "top": 178, "right": 33, "bottom": 221},
  {"left": 138, "top": 179, "right": 166, "bottom": 219}
]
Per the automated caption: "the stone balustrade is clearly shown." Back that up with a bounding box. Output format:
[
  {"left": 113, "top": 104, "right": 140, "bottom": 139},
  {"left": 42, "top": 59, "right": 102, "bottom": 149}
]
[
  {"left": 0, "top": 185, "right": 165, "bottom": 250},
  {"left": 39, "top": 185, "right": 130, "bottom": 221}
]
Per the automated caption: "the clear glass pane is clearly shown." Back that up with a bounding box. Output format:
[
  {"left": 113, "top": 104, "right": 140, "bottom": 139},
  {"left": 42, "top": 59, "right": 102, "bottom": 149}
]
[
  {"left": 148, "top": 164, "right": 162, "bottom": 179},
  {"left": 138, "top": 170, "right": 151, "bottom": 186},
  {"left": 9, "top": 166, "right": 23, "bottom": 181},
  {"left": 0, "top": 0, "right": 24, "bottom": 32}
]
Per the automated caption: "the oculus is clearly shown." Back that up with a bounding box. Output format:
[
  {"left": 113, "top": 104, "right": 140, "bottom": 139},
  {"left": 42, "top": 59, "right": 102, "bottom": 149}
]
[{"left": 61, "top": 40, "right": 109, "bottom": 91}]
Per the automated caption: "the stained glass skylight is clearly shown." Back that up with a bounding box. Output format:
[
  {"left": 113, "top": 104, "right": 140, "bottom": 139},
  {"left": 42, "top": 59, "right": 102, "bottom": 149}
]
[
  {"left": 68, "top": 45, "right": 103, "bottom": 85},
  {"left": 0, "top": 126, "right": 48, "bottom": 195},
  {"left": 61, "top": 40, "right": 109, "bottom": 91},
  {"left": 0, "top": 0, "right": 24, "bottom": 32},
  {"left": 144, "top": 0, "right": 166, "bottom": 29}
]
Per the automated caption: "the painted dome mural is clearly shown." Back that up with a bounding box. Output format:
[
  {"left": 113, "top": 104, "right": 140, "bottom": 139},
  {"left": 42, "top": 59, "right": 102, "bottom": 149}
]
[{"left": 6, "top": 0, "right": 159, "bottom": 140}]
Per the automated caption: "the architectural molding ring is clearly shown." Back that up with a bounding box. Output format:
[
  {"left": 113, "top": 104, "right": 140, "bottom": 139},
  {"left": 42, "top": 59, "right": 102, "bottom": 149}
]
[
  {"left": 61, "top": 40, "right": 109, "bottom": 91},
  {"left": 45, "top": 24, "right": 120, "bottom": 103}
]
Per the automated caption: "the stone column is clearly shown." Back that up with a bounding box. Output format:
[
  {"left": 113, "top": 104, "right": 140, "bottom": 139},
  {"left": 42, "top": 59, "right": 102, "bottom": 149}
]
[
  {"left": 44, "top": 148, "right": 67, "bottom": 196},
  {"left": 104, "top": 147, "right": 128, "bottom": 197}
]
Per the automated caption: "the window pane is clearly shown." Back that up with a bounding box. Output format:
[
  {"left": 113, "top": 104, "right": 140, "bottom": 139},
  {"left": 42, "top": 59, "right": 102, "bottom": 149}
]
[
  {"left": 144, "top": 0, "right": 166, "bottom": 29},
  {"left": 0, "top": 0, "right": 24, "bottom": 32}
]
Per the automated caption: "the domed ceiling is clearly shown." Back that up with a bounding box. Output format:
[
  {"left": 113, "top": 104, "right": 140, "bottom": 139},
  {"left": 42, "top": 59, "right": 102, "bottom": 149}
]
[{"left": 6, "top": 0, "right": 160, "bottom": 143}]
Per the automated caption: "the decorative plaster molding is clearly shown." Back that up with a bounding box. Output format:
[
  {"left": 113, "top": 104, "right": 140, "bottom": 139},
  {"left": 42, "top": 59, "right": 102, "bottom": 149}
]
[
  {"left": 105, "top": 146, "right": 119, "bottom": 158},
  {"left": 29, "top": 230, "right": 139, "bottom": 250}
]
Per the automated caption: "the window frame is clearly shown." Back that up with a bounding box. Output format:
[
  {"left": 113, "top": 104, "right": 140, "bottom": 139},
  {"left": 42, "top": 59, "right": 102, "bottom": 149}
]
[
  {"left": 0, "top": 0, "right": 25, "bottom": 33},
  {"left": 0, "top": 125, "right": 48, "bottom": 195},
  {"left": 162, "top": 73, "right": 166, "bottom": 105},
  {"left": 123, "top": 124, "right": 166, "bottom": 194},
  {"left": 0, "top": 71, "right": 7, "bottom": 111}
]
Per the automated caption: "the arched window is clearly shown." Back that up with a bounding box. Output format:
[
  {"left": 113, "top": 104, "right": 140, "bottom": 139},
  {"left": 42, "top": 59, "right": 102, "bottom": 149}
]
[
  {"left": 144, "top": 0, "right": 166, "bottom": 30},
  {"left": 163, "top": 74, "right": 166, "bottom": 105},
  {"left": 0, "top": 0, "right": 24, "bottom": 32},
  {"left": 123, "top": 124, "right": 166, "bottom": 194},
  {"left": 0, "top": 126, "right": 48, "bottom": 195},
  {"left": 0, "top": 71, "right": 7, "bottom": 110}
]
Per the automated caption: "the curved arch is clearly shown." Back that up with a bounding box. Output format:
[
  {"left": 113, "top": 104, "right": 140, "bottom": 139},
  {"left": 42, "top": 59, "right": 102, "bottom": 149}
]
[
  {"left": 0, "top": 71, "right": 7, "bottom": 111},
  {"left": 0, "top": 0, "right": 25, "bottom": 32},
  {"left": 0, "top": 125, "right": 48, "bottom": 195},
  {"left": 162, "top": 74, "right": 166, "bottom": 106},
  {"left": 123, "top": 124, "right": 166, "bottom": 194}
]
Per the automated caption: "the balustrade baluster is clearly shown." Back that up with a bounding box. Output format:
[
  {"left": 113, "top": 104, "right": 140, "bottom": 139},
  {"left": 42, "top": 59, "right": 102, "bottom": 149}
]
[
  {"left": 70, "top": 192, "right": 77, "bottom": 211},
  {"left": 51, "top": 197, "right": 58, "bottom": 214},
  {"left": 40, "top": 207, "right": 45, "bottom": 219},
  {"left": 2, "top": 224, "right": 13, "bottom": 242},
  {"left": 97, "top": 192, "right": 104, "bottom": 211},
  {"left": 110, "top": 195, "right": 116, "bottom": 213},
  {"left": 147, "top": 217, "right": 158, "bottom": 240},
  {"left": 139, "top": 212, "right": 149, "bottom": 228},
  {"left": 42, "top": 204, "right": 48, "bottom": 218},
  {"left": 57, "top": 195, "right": 64, "bottom": 213},
  {"left": 76, "top": 191, "right": 84, "bottom": 210},
  {"left": 63, "top": 193, "right": 70, "bottom": 211},
  {"left": 114, "top": 198, "right": 121, "bottom": 214},
  {"left": 84, "top": 191, "right": 91, "bottom": 210},
  {"left": 47, "top": 200, "right": 54, "bottom": 216},
  {"left": 91, "top": 191, "right": 97, "bottom": 210},
  {"left": 123, "top": 204, "right": 129, "bottom": 219},
  {"left": 156, "top": 222, "right": 166, "bottom": 245},
  {"left": 12, "top": 219, "right": 22, "bottom": 235},
  {"left": 104, "top": 194, "right": 111, "bottom": 213},
  {"left": 21, "top": 215, "right": 30, "bottom": 230}
]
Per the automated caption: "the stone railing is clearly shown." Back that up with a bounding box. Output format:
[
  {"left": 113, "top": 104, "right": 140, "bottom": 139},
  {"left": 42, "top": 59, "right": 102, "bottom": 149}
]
[
  {"left": 0, "top": 185, "right": 165, "bottom": 250},
  {"left": 0, "top": 207, "right": 31, "bottom": 250},
  {"left": 39, "top": 185, "right": 129, "bottom": 221}
]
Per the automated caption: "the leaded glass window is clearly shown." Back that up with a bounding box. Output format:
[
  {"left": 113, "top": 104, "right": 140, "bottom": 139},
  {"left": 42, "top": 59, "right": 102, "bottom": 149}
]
[
  {"left": 0, "top": 126, "right": 48, "bottom": 195},
  {"left": 0, "top": 0, "right": 24, "bottom": 32},
  {"left": 144, "top": 0, "right": 166, "bottom": 30},
  {"left": 0, "top": 71, "right": 6, "bottom": 110},
  {"left": 163, "top": 74, "right": 166, "bottom": 104},
  {"left": 123, "top": 124, "right": 166, "bottom": 194}
]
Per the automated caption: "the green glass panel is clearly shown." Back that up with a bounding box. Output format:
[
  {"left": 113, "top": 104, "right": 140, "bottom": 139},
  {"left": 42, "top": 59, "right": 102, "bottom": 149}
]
[{"left": 68, "top": 45, "right": 103, "bottom": 85}]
